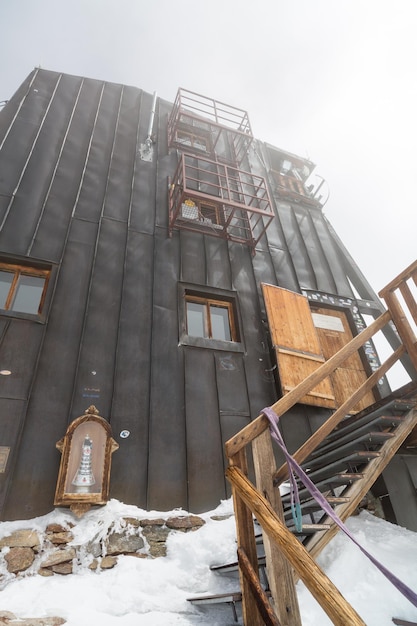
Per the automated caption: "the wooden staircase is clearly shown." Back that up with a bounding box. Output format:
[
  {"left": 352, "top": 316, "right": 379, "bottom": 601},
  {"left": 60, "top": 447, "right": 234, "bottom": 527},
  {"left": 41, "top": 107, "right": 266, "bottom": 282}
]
[{"left": 189, "top": 260, "right": 417, "bottom": 625}]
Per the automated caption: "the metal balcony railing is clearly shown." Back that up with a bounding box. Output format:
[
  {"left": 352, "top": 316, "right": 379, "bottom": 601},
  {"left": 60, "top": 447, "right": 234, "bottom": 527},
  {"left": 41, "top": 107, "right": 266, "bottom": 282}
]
[
  {"left": 168, "top": 153, "right": 274, "bottom": 252},
  {"left": 168, "top": 88, "right": 253, "bottom": 164}
]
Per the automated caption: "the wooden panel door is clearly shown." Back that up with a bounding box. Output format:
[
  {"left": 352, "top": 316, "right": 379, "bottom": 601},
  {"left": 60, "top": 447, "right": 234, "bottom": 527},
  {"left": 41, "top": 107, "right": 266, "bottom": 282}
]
[
  {"left": 262, "top": 284, "right": 336, "bottom": 408},
  {"left": 311, "top": 307, "right": 375, "bottom": 412}
]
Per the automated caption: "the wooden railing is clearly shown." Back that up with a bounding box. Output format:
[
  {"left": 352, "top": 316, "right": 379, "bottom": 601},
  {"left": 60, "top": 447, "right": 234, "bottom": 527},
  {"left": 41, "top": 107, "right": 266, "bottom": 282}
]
[{"left": 225, "top": 259, "right": 417, "bottom": 626}]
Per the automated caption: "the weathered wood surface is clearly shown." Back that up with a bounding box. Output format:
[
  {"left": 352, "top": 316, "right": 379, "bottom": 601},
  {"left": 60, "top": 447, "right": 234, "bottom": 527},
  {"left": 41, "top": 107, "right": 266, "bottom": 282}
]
[
  {"left": 226, "top": 464, "right": 366, "bottom": 626},
  {"left": 237, "top": 547, "right": 280, "bottom": 626},
  {"left": 273, "top": 344, "right": 405, "bottom": 485},
  {"left": 229, "top": 449, "right": 264, "bottom": 626},
  {"left": 252, "top": 430, "right": 301, "bottom": 626},
  {"left": 225, "top": 310, "right": 392, "bottom": 460}
]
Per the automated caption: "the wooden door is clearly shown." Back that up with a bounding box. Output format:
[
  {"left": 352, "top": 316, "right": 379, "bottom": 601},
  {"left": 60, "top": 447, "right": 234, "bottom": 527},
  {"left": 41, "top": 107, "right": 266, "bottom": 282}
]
[
  {"left": 262, "top": 284, "right": 336, "bottom": 408},
  {"left": 311, "top": 307, "right": 375, "bottom": 412}
]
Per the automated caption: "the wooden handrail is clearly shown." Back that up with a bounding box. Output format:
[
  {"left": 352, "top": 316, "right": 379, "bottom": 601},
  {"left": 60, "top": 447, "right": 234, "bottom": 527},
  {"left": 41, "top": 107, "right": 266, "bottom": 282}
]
[
  {"left": 378, "top": 259, "right": 417, "bottom": 296},
  {"left": 225, "top": 261, "right": 417, "bottom": 626},
  {"left": 227, "top": 465, "right": 366, "bottom": 626}
]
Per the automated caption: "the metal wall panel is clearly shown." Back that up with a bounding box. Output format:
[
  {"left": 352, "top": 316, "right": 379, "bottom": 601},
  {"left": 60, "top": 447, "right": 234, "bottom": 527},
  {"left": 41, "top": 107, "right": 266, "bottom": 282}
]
[
  {"left": 185, "top": 348, "right": 226, "bottom": 512},
  {"left": 109, "top": 230, "right": 154, "bottom": 507},
  {"left": 147, "top": 233, "right": 187, "bottom": 511},
  {"left": 70, "top": 217, "right": 128, "bottom": 420},
  {"left": 179, "top": 231, "right": 207, "bottom": 285},
  {"left": 1, "top": 219, "right": 99, "bottom": 519},
  {"left": 0, "top": 399, "right": 30, "bottom": 516}
]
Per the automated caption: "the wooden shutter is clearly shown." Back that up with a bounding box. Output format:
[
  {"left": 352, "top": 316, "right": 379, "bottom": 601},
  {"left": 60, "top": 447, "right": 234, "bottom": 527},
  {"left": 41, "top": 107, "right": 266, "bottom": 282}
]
[{"left": 262, "top": 284, "right": 336, "bottom": 408}]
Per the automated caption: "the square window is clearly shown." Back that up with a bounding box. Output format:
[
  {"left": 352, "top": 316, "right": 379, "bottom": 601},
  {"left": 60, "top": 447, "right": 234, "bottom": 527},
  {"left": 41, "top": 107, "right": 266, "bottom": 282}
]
[
  {"left": 0, "top": 262, "right": 50, "bottom": 316},
  {"left": 185, "top": 293, "right": 238, "bottom": 343}
]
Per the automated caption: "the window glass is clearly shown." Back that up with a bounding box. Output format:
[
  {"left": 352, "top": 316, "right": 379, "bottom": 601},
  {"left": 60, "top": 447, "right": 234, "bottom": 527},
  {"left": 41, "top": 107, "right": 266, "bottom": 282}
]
[
  {"left": 186, "top": 301, "right": 207, "bottom": 338},
  {"left": 210, "top": 304, "right": 231, "bottom": 341},
  {"left": 0, "top": 271, "right": 14, "bottom": 308},
  {"left": 11, "top": 275, "right": 46, "bottom": 314}
]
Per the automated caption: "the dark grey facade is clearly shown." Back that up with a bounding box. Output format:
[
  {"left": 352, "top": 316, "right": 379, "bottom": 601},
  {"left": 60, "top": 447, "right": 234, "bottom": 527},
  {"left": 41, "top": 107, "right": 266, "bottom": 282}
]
[{"left": 0, "top": 68, "right": 415, "bottom": 522}]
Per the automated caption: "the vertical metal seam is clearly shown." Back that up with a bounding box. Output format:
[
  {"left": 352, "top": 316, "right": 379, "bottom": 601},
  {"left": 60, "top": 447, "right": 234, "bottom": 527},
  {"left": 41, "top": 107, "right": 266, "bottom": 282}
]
[
  {"left": 27, "top": 78, "right": 85, "bottom": 255},
  {"left": 66, "top": 81, "right": 110, "bottom": 423},
  {"left": 0, "top": 73, "right": 63, "bottom": 232},
  {"left": 146, "top": 93, "right": 161, "bottom": 509},
  {"left": 0, "top": 68, "right": 40, "bottom": 152},
  {"left": 70, "top": 83, "right": 106, "bottom": 219}
]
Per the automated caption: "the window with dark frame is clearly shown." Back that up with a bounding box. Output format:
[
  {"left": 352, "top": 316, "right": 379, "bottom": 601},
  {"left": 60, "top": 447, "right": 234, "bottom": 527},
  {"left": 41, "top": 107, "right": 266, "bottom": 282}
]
[
  {"left": 0, "top": 263, "right": 50, "bottom": 316},
  {"left": 185, "top": 294, "right": 239, "bottom": 342}
]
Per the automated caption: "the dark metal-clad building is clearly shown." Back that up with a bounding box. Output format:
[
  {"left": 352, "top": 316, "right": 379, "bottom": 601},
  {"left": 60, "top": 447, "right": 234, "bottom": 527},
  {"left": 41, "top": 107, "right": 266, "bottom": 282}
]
[{"left": 0, "top": 68, "right": 415, "bottom": 523}]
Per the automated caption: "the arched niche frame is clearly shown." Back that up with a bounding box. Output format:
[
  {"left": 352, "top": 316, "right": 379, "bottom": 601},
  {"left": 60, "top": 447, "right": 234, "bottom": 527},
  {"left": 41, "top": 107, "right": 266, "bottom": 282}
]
[{"left": 54, "top": 406, "right": 119, "bottom": 517}]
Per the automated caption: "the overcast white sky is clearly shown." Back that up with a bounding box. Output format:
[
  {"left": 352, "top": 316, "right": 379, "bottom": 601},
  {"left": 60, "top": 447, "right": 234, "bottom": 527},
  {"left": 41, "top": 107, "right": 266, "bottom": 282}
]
[{"left": 1, "top": 0, "right": 415, "bottom": 293}]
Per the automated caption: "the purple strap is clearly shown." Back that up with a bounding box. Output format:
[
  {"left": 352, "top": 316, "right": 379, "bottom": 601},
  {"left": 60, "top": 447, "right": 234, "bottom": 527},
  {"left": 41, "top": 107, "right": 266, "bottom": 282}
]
[{"left": 262, "top": 406, "right": 417, "bottom": 609}]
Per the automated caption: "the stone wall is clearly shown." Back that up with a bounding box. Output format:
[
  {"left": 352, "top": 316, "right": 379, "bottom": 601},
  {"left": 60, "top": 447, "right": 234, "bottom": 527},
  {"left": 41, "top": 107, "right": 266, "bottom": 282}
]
[{"left": 0, "top": 513, "right": 208, "bottom": 626}]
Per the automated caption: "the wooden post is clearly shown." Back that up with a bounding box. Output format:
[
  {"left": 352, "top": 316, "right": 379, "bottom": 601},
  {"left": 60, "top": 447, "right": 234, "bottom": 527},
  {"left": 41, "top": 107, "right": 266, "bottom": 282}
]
[
  {"left": 229, "top": 449, "right": 264, "bottom": 626},
  {"left": 226, "top": 465, "right": 367, "bottom": 626},
  {"left": 252, "top": 430, "right": 302, "bottom": 626}
]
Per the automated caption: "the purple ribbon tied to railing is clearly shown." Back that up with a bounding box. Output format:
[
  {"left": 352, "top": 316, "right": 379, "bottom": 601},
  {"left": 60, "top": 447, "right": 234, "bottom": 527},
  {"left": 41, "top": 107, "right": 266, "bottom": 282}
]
[{"left": 262, "top": 406, "right": 417, "bottom": 609}]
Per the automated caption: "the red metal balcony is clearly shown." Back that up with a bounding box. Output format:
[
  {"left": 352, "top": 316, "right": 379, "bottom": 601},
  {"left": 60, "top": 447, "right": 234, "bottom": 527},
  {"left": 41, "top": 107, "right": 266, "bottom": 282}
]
[
  {"left": 168, "top": 153, "right": 274, "bottom": 252},
  {"left": 168, "top": 88, "right": 253, "bottom": 164}
]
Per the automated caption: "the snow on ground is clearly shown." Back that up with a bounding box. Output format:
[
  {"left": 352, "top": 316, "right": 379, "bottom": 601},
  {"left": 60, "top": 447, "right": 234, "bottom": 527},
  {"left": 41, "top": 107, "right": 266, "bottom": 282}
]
[{"left": 0, "top": 499, "right": 416, "bottom": 625}]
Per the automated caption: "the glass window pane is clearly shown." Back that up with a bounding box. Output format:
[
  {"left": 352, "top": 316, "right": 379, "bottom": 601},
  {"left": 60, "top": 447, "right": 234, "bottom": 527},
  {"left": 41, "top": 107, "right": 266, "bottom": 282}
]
[
  {"left": 210, "top": 305, "right": 231, "bottom": 341},
  {"left": 0, "top": 271, "right": 14, "bottom": 309},
  {"left": 10, "top": 275, "right": 45, "bottom": 314},
  {"left": 186, "top": 301, "right": 207, "bottom": 337}
]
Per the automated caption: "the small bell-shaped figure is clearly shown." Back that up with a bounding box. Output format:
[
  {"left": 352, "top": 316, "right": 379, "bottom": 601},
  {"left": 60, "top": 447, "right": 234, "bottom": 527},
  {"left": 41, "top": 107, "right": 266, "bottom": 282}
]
[{"left": 72, "top": 434, "right": 96, "bottom": 492}]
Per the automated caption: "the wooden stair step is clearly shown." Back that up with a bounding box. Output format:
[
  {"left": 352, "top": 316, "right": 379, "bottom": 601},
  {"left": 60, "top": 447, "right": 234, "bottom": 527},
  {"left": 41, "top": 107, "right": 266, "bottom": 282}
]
[{"left": 291, "top": 523, "right": 331, "bottom": 535}]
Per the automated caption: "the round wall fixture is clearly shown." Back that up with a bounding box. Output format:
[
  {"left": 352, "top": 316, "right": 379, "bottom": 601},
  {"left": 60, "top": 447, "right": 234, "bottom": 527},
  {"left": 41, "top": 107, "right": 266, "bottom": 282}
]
[
  {"left": 120, "top": 430, "right": 130, "bottom": 439},
  {"left": 0, "top": 370, "right": 11, "bottom": 376}
]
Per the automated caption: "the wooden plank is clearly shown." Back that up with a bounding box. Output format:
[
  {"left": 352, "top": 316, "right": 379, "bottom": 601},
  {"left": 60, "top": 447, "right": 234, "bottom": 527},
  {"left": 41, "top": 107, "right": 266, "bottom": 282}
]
[
  {"left": 399, "top": 280, "right": 417, "bottom": 326},
  {"left": 273, "top": 344, "right": 405, "bottom": 485},
  {"left": 262, "top": 283, "right": 336, "bottom": 408},
  {"left": 237, "top": 547, "right": 281, "bottom": 626},
  {"left": 225, "top": 310, "right": 392, "bottom": 459},
  {"left": 252, "top": 430, "right": 301, "bottom": 626},
  {"left": 229, "top": 449, "right": 264, "bottom": 626},
  {"left": 383, "top": 292, "right": 417, "bottom": 370},
  {"left": 226, "top": 465, "right": 366, "bottom": 626}
]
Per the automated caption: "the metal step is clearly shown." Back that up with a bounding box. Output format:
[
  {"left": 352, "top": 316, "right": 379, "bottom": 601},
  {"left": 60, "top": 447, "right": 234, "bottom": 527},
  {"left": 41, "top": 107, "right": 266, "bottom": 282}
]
[
  {"left": 311, "top": 420, "right": 400, "bottom": 457},
  {"left": 301, "top": 452, "right": 380, "bottom": 483},
  {"left": 323, "top": 414, "right": 404, "bottom": 446},
  {"left": 305, "top": 434, "right": 391, "bottom": 468},
  {"left": 187, "top": 591, "right": 242, "bottom": 622}
]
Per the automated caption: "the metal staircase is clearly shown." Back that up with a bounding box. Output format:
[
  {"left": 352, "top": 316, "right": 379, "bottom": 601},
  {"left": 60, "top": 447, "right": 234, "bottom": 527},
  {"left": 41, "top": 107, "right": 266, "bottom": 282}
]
[{"left": 282, "top": 383, "right": 417, "bottom": 560}]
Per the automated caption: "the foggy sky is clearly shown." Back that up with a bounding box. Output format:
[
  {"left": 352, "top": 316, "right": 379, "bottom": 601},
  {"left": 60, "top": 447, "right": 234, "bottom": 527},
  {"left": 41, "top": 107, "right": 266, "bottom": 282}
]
[{"left": 1, "top": 0, "right": 416, "bottom": 293}]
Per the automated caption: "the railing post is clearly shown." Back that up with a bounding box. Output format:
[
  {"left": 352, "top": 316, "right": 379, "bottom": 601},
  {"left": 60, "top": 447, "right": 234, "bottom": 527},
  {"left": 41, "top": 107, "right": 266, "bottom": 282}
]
[
  {"left": 252, "top": 430, "right": 302, "bottom": 626},
  {"left": 229, "top": 449, "right": 264, "bottom": 626}
]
